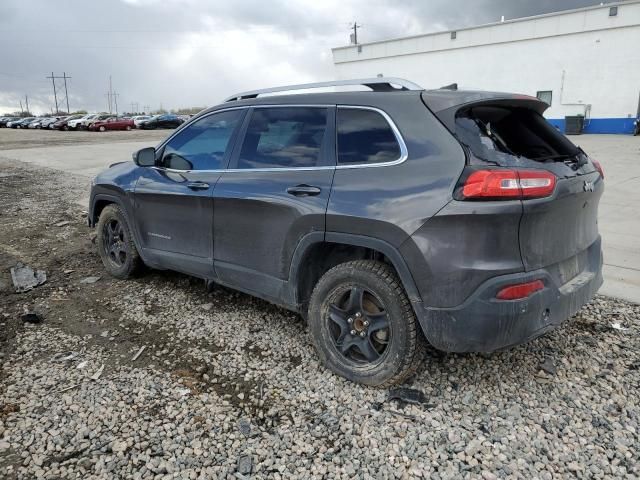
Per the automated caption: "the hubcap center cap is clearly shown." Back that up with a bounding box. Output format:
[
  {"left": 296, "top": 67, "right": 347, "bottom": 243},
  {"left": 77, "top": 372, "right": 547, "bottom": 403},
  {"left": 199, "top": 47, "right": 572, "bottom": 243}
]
[{"left": 353, "top": 317, "right": 366, "bottom": 332}]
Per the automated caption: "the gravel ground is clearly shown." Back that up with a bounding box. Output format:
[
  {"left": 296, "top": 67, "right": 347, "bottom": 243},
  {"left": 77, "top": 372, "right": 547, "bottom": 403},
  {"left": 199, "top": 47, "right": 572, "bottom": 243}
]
[{"left": 0, "top": 159, "right": 639, "bottom": 479}]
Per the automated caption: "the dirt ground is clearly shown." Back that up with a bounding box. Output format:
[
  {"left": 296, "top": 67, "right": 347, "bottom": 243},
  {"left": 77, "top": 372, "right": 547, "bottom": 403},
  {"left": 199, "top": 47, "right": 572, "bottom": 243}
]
[{"left": 0, "top": 127, "right": 167, "bottom": 151}]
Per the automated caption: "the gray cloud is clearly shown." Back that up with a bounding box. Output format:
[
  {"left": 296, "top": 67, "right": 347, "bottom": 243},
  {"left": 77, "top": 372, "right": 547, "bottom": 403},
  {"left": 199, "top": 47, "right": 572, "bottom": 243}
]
[{"left": 0, "top": 0, "right": 608, "bottom": 114}]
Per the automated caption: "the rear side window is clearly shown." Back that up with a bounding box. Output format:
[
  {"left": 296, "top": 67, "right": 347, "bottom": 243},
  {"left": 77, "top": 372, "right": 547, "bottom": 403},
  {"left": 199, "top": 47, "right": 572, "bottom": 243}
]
[
  {"left": 237, "top": 107, "right": 328, "bottom": 169},
  {"left": 337, "top": 108, "right": 401, "bottom": 165},
  {"left": 161, "top": 109, "right": 244, "bottom": 170}
]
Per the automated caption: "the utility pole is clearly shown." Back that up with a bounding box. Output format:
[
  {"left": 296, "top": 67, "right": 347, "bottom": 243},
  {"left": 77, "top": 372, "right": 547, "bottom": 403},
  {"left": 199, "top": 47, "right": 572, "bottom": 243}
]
[
  {"left": 19, "top": 100, "right": 23, "bottom": 114},
  {"left": 62, "top": 72, "right": 70, "bottom": 113},
  {"left": 130, "top": 102, "right": 136, "bottom": 114},
  {"left": 46, "top": 72, "right": 59, "bottom": 113},
  {"left": 143, "top": 105, "right": 150, "bottom": 114},
  {"left": 350, "top": 22, "right": 361, "bottom": 44},
  {"left": 113, "top": 91, "right": 120, "bottom": 115},
  {"left": 45, "top": 72, "right": 71, "bottom": 113},
  {"left": 25, "top": 95, "right": 29, "bottom": 114}
]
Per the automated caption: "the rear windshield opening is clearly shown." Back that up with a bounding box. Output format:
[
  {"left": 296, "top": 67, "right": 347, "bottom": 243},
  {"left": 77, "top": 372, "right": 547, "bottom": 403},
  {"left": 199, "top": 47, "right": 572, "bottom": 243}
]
[{"left": 455, "top": 106, "right": 579, "bottom": 165}]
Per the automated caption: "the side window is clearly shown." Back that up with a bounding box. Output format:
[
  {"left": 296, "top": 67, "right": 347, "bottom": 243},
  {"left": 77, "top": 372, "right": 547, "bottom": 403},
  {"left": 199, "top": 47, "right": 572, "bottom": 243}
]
[
  {"left": 337, "top": 108, "right": 401, "bottom": 165},
  {"left": 161, "top": 110, "right": 244, "bottom": 171},
  {"left": 536, "top": 90, "right": 552, "bottom": 106},
  {"left": 237, "top": 107, "right": 328, "bottom": 169}
]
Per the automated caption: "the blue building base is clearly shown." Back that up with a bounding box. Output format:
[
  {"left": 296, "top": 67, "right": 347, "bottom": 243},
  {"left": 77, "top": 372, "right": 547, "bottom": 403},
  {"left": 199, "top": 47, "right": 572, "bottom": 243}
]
[{"left": 547, "top": 117, "right": 636, "bottom": 134}]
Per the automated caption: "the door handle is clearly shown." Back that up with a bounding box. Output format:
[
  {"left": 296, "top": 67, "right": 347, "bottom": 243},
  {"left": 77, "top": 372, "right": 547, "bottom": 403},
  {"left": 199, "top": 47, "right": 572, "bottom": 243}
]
[
  {"left": 286, "top": 185, "right": 321, "bottom": 197},
  {"left": 187, "top": 181, "right": 210, "bottom": 190}
]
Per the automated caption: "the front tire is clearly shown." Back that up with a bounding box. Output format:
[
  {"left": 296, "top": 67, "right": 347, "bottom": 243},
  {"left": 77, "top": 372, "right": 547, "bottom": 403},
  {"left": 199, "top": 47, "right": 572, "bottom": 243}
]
[
  {"left": 96, "top": 204, "right": 142, "bottom": 279},
  {"left": 308, "top": 260, "right": 425, "bottom": 386},
  {"left": 99, "top": 126, "right": 106, "bottom": 132}
]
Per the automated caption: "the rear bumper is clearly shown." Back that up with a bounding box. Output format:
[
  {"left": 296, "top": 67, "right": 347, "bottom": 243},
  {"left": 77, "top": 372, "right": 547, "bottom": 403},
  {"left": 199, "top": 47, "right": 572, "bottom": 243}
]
[{"left": 417, "top": 237, "right": 603, "bottom": 353}]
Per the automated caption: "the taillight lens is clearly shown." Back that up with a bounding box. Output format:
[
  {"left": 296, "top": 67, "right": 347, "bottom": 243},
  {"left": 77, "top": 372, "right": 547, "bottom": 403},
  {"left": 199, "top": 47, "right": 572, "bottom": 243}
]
[
  {"left": 460, "top": 168, "right": 556, "bottom": 200},
  {"left": 496, "top": 280, "right": 544, "bottom": 300},
  {"left": 591, "top": 159, "right": 604, "bottom": 179}
]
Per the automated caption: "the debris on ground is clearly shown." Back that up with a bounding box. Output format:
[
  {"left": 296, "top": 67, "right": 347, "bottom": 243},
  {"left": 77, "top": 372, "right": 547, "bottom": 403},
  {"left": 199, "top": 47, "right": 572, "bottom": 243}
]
[
  {"left": 387, "top": 387, "right": 429, "bottom": 405},
  {"left": 54, "top": 221, "right": 70, "bottom": 227},
  {"left": 237, "top": 455, "right": 253, "bottom": 475},
  {"left": 10, "top": 263, "right": 47, "bottom": 293},
  {"left": 610, "top": 322, "right": 629, "bottom": 331},
  {"left": 79, "top": 276, "right": 101, "bottom": 285},
  {"left": 90, "top": 364, "right": 105, "bottom": 380},
  {"left": 131, "top": 345, "right": 146, "bottom": 361},
  {"left": 50, "top": 351, "right": 81, "bottom": 363},
  {"left": 539, "top": 357, "right": 557, "bottom": 375},
  {"left": 20, "top": 311, "right": 43, "bottom": 324},
  {"left": 238, "top": 418, "right": 251, "bottom": 437}
]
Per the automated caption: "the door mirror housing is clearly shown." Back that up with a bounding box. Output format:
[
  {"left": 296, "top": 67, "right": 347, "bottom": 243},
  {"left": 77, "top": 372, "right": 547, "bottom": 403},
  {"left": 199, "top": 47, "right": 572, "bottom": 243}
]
[{"left": 133, "top": 147, "right": 156, "bottom": 167}]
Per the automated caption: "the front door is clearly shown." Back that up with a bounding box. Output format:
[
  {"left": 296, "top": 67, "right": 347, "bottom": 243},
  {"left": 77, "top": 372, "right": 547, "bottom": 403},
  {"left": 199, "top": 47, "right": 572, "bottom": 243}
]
[
  {"left": 133, "top": 109, "right": 246, "bottom": 276},
  {"left": 213, "top": 106, "right": 335, "bottom": 300}
]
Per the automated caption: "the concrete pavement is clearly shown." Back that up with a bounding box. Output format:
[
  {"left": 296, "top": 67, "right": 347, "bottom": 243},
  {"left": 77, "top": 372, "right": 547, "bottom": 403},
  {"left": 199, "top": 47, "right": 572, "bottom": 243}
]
[{"left": 1, "top": 133, "right": 638, "bottom": 304}]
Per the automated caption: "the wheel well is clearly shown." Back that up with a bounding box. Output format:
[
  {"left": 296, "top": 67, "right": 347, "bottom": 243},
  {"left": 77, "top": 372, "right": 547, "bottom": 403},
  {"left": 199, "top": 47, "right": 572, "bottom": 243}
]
[
  {"left": 296, "top": 242, "right": 397, "bottom": 312},
  {"left": 92, "top": 199, "right": 114, "bottom": 225}
]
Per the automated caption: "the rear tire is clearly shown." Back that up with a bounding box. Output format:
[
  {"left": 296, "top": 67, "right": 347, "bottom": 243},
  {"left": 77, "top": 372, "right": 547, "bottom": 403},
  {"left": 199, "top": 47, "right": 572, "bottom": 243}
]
[
  {"left": 125, "top": 125, "right": 131, "bottom": 131},
  {"left": 96, "top": 204, "right": 142, "bottom": 279},
  {"left": 308, "top": 260, "right": 426, "bottom": 386},
  {"left": 99, "top": 126, "right": 106, "bottom": 132}
]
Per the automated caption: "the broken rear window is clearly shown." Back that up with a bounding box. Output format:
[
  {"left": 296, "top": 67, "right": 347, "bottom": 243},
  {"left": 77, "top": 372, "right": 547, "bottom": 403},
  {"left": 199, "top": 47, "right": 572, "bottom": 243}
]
[{"left": 454, "top": 106, "right": 580, "bottom": 166}]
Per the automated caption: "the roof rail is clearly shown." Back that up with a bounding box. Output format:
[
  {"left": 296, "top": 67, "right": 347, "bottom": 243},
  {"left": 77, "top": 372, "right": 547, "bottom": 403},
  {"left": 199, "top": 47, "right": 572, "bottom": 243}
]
[{"left": 223, "top": 77, "right": 423, "bottom": 102}]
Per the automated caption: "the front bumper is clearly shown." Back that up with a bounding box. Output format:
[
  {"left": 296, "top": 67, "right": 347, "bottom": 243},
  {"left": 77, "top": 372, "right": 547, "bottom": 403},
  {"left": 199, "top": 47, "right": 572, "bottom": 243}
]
[{"left": 418, "top": 237, "right": 603, "bottom": 353}]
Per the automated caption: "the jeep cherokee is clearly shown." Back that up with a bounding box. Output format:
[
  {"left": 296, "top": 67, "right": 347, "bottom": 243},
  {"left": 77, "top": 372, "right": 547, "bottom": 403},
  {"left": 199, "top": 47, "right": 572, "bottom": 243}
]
[{"left": 88, "top": 78, "right": 604, "bottom": 386}]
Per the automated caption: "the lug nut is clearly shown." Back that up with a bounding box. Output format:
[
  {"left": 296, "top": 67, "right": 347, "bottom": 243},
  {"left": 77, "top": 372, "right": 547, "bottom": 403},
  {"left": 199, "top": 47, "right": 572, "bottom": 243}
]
[
  {"left": 355, "top": 312, "right": 362, "bottom": 318},
  {"left": 364, "top": 320, "right": 369, "bottom": 326},
  {"left": 350, "top": 330, "right": 357, "bottom": 335},
  {"left": 347, "top": 317, "right": 353, "bottom": 324},
  {"left": 359, "top": 332, "right": 366, "bottom": 337}
]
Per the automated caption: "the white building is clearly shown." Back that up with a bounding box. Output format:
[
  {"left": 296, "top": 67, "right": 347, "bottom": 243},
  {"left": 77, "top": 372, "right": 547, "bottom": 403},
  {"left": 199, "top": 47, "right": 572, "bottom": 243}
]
[{"left": 332, "top": 1, "right": 640, "bottom": 134}]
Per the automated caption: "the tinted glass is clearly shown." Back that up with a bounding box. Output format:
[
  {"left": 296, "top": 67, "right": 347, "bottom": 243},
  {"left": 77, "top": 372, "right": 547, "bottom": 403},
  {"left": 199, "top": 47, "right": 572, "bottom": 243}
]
[
  {"left": 162, "top": 110, "right": 243, "bottom": 170},
  {"left": 237, "top": 107, "right": 327, "bottom": 169},
  {"left": 337, "top": 108, "right": 401, "bottom": 165}
]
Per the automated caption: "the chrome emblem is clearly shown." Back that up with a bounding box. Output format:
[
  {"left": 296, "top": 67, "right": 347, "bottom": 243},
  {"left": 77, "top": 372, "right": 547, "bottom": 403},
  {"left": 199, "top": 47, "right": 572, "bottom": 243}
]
[{"left": 583, "top": 181, "right": 594, "bottom": 192}]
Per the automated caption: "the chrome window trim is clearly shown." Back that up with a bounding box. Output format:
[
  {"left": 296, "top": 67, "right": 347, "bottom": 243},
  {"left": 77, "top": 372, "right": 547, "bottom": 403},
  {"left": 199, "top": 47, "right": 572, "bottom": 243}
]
[{"left": 151, "top": 104, "right": 408, "bottom": 173}]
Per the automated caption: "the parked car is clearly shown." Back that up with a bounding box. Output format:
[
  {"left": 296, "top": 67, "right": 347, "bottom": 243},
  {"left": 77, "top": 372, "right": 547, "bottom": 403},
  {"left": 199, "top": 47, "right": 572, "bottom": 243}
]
[
  {"left": 85, "top": 114, "right": 112, "bottom": 130},
  {"left": 10, "top": 117, "right": 35, "bottom": 128},
  {"left": 89, "top": 117, "right": 134, "bottom": 132},
  {"left": 137, "top": 114, "right": 184, "bottom": 129},
  {"left": 88, "top": 78, "right": 604, "bottom": 386},
  {"left": 40, "top": 117, "right": 62, "bottom": 129},
  {"left": 53, "top": 114, "right": 83, "bottom": 130},
  {"left": 131, "top": 115, "right": 151, "bottom": 127},
  {"left": 0, "top": 117, "right": 20, "bottom": 127},
  {"left": 67, "top": 114, "right": 93, "bottom": 130}
]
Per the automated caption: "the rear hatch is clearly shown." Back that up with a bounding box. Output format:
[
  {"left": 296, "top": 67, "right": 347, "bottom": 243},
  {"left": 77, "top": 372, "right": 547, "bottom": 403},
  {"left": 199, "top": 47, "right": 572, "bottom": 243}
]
[{"left": 424, "top": 92, "right": 603, "bottom": 276}]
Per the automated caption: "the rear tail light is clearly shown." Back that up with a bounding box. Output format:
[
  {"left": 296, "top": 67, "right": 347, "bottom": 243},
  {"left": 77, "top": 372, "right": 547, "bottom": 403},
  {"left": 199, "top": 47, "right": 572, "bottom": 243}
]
[
  {"left": 496, "top": 280, "right": 544, "bottom": 300},
  {"left": 591, "top": 159, "right": 604, "bottom": 179},
  {"left": 458, "top": 168, "right": 556, "bottom": 200}
]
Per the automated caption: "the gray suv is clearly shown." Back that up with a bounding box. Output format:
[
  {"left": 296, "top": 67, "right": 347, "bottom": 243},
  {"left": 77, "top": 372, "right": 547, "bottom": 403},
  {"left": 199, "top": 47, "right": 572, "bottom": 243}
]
[{"left": 88, "top": 78, "right": 604, "bottom": 386}]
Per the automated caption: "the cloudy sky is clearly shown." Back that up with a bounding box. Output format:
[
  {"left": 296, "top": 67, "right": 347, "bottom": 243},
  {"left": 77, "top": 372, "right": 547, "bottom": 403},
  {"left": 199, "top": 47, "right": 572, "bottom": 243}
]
[{"left": 0, "top": 0, "right": 608, "bottom": 114}]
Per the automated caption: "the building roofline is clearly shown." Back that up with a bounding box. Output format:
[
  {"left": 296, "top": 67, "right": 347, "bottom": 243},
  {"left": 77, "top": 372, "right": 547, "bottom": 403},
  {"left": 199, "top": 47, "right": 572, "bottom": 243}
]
[{"left": 332, "top": 0, "right": 640, "bottom": 51}]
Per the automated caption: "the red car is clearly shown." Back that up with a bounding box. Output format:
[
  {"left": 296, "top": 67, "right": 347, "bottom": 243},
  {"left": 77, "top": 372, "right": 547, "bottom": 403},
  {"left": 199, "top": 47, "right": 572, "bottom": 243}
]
[{"left": 89, "top": 117, "right": 134, "bottom": 132}]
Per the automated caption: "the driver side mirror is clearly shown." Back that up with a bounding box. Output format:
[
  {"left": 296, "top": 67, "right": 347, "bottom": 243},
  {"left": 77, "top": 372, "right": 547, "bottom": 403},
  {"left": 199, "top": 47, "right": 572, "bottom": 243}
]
[{"left": 133, "top": 147, "right": 156, "bottom": 167}]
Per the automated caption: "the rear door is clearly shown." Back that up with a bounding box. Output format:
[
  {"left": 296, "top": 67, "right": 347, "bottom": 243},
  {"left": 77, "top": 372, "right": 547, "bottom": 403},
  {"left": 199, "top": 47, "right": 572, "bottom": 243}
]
[
  {"left": 133, "top": 109, "right": 246, "bottom": 276},
  {"left": 212, "top": 105, "right": 335, "bottom": 300}
]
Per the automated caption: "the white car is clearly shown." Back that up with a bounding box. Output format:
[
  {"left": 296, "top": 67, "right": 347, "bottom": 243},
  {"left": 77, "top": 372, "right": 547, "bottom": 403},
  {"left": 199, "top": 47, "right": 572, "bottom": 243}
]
[
  {"left": 132, "top": 115, "right": 151, "bottom": 127},
  {"left": 28, "top": 118, "right": 47, "bottom": 129},
  {"left": 67, "top": 114, "right": 93, "bottom": 130}
]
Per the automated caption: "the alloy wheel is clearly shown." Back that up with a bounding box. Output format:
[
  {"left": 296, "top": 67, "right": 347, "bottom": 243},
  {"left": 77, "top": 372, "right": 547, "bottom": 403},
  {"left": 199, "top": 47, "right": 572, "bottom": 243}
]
[{"left": 326, "top": 285, "right": 391, "bottom": 364}]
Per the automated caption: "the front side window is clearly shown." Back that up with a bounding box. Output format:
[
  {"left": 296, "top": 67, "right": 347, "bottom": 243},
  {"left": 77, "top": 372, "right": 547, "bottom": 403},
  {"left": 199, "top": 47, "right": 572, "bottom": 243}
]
[
  {"left": 237, "top": 107, "right": 328, "bottom": 169},
  {"left": 161, "top": 110, "right": 244, "bottom": 170},
  {"left": 337, "top": 108, "right": 401, "bottom": 165}
]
